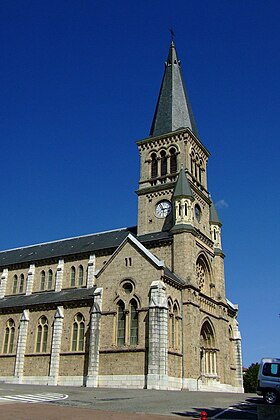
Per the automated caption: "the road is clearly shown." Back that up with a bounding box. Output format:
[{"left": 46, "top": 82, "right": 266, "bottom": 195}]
[{"left": 0, "top": 383, "right": 277, "bottom": 419}]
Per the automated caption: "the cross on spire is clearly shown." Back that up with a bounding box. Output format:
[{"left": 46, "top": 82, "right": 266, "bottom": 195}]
[{"left": 169, "top": 27, "right": 175, "bottom": 41}]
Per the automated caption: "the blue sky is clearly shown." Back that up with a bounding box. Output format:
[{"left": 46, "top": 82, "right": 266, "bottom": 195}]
[{"left": 0, "top": 1, "right": 279, "bottom": 368}]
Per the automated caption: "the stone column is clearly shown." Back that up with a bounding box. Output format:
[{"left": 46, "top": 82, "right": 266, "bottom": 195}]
[
  {"left": 48, "top": 306, "right": 64, "bottom": 386},
  {"left": 14, "top": 309, "right": 29, "bottom": 383},
  {"left": 87, "top": 254, "right": 96, "bottom": 288},
  {"left": 232, "top": 319, "right": 244, "bottom": 391},
  {"left": 86, "top": 287, "right": 103, "bottom": 387},
  {"left": 26, "top": 264, "right": 35, "bottom": 296},
  {"left": 55, "top": 259, "right": 64, "bottom": 292},
  {"left": 0, "top": 268, "right": 8, "bottom": 298},
  {"left": 147, "top": 280, "right": 169, "bottom": 390}
]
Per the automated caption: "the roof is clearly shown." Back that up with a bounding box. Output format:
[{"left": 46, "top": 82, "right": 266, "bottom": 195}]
[
  {"left": 226, "top": 298, "right": 238, "bottom": 311},
  {"left": 96, "top": 233, "right": 164, "bottom": 278},
  {"left": 163, "top": 266, "right": 185, "bottom": 286},
  {"left": 0, "top": 287, "right": 95, "bottom": 311},
  {"left": 0, "top": 227, "right": 174, "bottom": 269},
  {"left": 173, "top": 168, "right": 194, "bottom": 199},
  {"left": 150, "top": 41, "right": 198, "bottom": 137},
  {"left": 209, "top": 198, "right": 222, "bottom": 226},
  {"left": 0, "top": 227, "right": 137, "bottom": 267}
]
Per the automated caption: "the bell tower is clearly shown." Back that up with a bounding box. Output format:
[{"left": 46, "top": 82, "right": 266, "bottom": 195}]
[{"left": 137, "top": 41, "right": 210, "bottom": 237}]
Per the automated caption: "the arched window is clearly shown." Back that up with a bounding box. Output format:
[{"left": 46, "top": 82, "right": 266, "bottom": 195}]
[
  {"left": 48, "top": 270, "right": 53, "bottom": 290},
  {"left": 170, "top": 148, "right": 177, "bottom": 174},
  {"left": 36, "top": 316, "right": 48, "bottom": 353},
  {"left": 19, "top": 274, "right": 25, "bottom": 294},
  {"left": 173, "top": 303, "right": 179, "bottom": 349},
  {"left": 12, "top": 275, "right": 18, "bottom": 294},
  {"left": 190, "top": 150, "right": 195, "bottom": 177},
  {"left": 194, "top": 204, "right": 202, "bottom": 222},
  {"left": 198, "top": 160, "right": 203, "bottom": 183},
  {"left": 3, "top": 319, "right": 15, "bottom": 354},
  {"left": 196, "top": 255, "right": 211, "bottom": 293},
  {"left": 151, "top": 153, "right": 158, "bottom": 178},
  {"left": 70, "top": 266, "right": 76, "bottom": 287},
  {"left": 229, "top": 326, "right": 235, "bottom": 367},
  {"left": 71, "top": 313, "right": 85, "bottom": 351},
  {"left": 168, "top": 300, "right": 180, "bottom": 350},
  {"left": 130, "top": 299, "right": 138, "bottom": 345},
  {"left": 117, "top": 301, "right": 126, "bottom": 346},
  {"left": 78, "top": 265, "right": 84, "bottom": 287},
  {"left": 40, "top": 271, "right": 46, "bottom": 291},
  {"left": 168, "top": 300, "right": 172, "bottom": 347},
  {"left": 160, "top": 151, "right": 167, "bottom": 176},
  {"left": 200, "top": 321, "right": 217, "bottom": 375}
]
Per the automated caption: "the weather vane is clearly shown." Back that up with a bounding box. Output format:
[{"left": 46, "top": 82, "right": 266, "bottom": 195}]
[{"left": 169, "top": 27, "right": 175, "bottom": 41}]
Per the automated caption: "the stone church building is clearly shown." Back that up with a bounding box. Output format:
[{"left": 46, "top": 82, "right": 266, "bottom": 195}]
[{"left": 0, "top": 42, "right": 243, "bottom": 392}]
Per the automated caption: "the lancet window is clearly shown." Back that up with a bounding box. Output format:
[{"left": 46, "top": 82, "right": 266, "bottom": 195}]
[
  {"left": 12, "top": 273, "right": 25, "bottom": 294},
  {"left": 170, "top": 147, "right": 177, "bottom": 173},
  {"left": 130, "top": 299, "right": 138, "bottom": 345},
  {"left": 168, "top": 299, "right": 180, "bottom": 350},
  {"left": 12, "top": 275, "right": 18, "bottom": 294},
  {"left": 190, "top": 149, "right": 204, "bottom": 185},
  {"left": 117, "top": 300, "right": 126, "bottom": 346},
  {"left": 70, "top": 265, "right": 84, "bottom": 288},
  {"left": 35, "top": 316, "right": 48, "bottom": 353},
  {"left": 200, "top": 320, "right": 217, "bottom": 376},
  {"left": 47, "top": 270, "right": 53, "bottom": 289},
  {"left": 71, "top": 313, "right": 85, "bottom": 351},
  {"left": 116, "top": 291, "right": 139, "bottom": 347},
  {"left": 151, "top": 153, "right": 158, "bottom": 178},
  {"left": 40, "top": 269, "right": 54, "bottom": 291},
  {"left": 3, "top": 319, "right": 15, "bottom": 354},
  {"left": 19, "top": 274, "right": 25, "bottom": 293},
  {"left": 78, "top": 265, "right": 84, "bottom": 287},
  {"left": 70, "top": 266, "right": 76, "bottom": 287},
  {"left": 40, "top": 271, "right": 46, "bottom": 290}
]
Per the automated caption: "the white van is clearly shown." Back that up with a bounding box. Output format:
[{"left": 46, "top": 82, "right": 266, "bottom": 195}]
[{"left": 257, "top": 358, "right": 280, "bottom": 404}]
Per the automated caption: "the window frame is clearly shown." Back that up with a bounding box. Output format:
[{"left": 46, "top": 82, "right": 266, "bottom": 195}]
[
  {"left": 71, "top": 313, "right": 86, "bottom": 352},
  {"left": 35, "top": 316, "right": 48, "bottom": 353},
  {"left": 3, "top": 319, "right": 15, "bottom": 354}
]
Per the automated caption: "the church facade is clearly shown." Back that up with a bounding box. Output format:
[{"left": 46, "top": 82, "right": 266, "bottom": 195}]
[{"left": 0, "top": 42, "right": 243, "bottom": 392}]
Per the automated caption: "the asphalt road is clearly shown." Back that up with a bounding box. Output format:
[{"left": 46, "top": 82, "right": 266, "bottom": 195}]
[{"left": 0, "top": 383, "right": 276, "bottom": 419}]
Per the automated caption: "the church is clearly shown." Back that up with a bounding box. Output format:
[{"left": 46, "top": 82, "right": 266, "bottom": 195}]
[{"left": 0, "top": 41, "right": 243, "bottom": 392}]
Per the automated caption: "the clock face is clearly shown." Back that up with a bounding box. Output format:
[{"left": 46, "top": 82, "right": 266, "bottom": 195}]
[{"left": 155, "top": 200, "right": 172, "bottom": 218}]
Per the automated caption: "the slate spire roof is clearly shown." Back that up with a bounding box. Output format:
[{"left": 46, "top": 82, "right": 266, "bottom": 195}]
[
  {"left": 173, "top": 168, "right": 194, "bottom": 200},
  {"left": 209, "top": 198, "right": 222, "bottom": 226},
  {"left": 150, "top": 41, "right": 198, "bottom": 137}
]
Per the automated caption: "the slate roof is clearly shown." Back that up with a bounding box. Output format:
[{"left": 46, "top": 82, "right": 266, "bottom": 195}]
[
  {"left": 0, "top": 227, "right": 175, "bottom": 269},
  {"left": 150, "top": 41, "right": 198, "bottom": 137},
  {"left": 163, "top": 267, "right": 185, "bottom": 286},
  {"left": 0, "top": 227, "right": 137, "bottom": 267},
  {"left": 0, "top": 287, "right": 95, "bottom": 311},
  {"left": 209, "top": 198, "right": 222, "bottom": 226},
  {"left": 173, "top": 168, "right": 194, "bottom": 199},
  {"left": 137, "top": 230, "right": 172, "bottom": 244}
]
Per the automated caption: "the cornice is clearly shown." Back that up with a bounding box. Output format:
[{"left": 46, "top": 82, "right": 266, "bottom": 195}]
[{"left": 137, "top": 128, "right": 210, "bottom": 158}]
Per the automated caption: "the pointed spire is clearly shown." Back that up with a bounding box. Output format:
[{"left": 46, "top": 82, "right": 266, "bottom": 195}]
[
  {"left": 209, "top": 197, "right": 222, "bottom": 226},
  {"left": 173, "top": 168, "right": 194, "bottom": 200},
  {"left": 150, "top": 41, "right": 198, "bottom": 137}
]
